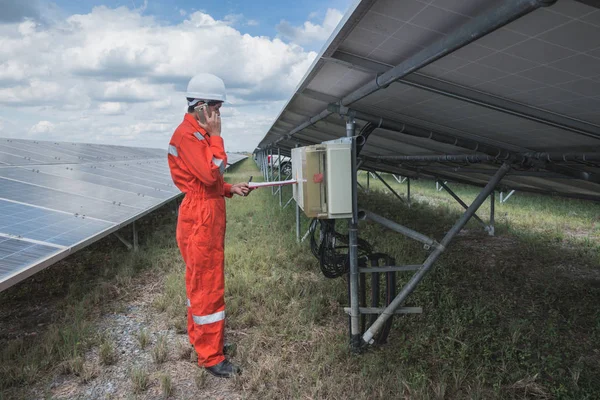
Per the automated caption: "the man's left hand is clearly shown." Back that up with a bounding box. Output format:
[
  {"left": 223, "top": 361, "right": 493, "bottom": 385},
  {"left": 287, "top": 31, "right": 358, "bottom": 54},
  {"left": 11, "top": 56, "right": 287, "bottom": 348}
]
[{"left": 230, "top": 182, "right": 253, "bottom": 197}]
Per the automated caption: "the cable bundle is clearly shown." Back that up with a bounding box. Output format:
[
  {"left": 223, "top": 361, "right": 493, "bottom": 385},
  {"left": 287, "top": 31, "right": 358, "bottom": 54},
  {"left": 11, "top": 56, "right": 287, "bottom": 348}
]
[{"left": 309, "top": 218, "right": 373, "bottom": 278}]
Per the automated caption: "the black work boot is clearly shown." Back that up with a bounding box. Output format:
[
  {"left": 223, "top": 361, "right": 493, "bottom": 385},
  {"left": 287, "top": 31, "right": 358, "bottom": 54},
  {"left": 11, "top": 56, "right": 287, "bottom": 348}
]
[{"left": 205, "top": 359, "right": 241, "bottom": 378}]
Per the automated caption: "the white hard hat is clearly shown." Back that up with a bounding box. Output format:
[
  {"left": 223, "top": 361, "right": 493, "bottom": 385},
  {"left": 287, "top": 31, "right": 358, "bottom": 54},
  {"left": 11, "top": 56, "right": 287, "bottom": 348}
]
[{"left": 185, "top": 73, "right": 227, "bottom": 105}]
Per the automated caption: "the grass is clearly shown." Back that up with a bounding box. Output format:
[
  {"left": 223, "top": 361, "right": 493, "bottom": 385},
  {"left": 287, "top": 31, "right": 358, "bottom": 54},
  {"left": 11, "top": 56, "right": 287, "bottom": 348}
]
[
  {"left": 0, "top": 158, "right": 598, "bottom": 399},
  {"left": 176, "top": 340, "right": 193, "bottom": 360},
  {"left": 99, "top": 338, "right": 117, "bottom": 366},
  {"left": 152, "top": 335, "right": 169, "bottom": 365},
  {"left": 130, "top": 365, "right": 149, "bottom": 393},
  {"left": 159, "top": 373, "right": 173, "bottom": 398},
  {"left": 195, "top": 370, "right": 207, "bottom": 390},
  {"left": 137, "top": 329, "right": 150, "bottom": 350}
]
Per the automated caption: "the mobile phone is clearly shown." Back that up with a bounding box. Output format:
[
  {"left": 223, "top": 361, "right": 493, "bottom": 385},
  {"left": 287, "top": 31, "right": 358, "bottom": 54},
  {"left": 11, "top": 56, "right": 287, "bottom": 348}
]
[{"left": 195, "top": 104, "right": 212, "bottom": 124}]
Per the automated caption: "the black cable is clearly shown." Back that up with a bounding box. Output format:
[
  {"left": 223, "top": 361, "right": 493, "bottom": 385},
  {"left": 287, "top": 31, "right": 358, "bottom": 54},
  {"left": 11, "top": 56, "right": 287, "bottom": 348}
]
[{"left": 309, "top": 218, "right": 373, "bottom": 278}]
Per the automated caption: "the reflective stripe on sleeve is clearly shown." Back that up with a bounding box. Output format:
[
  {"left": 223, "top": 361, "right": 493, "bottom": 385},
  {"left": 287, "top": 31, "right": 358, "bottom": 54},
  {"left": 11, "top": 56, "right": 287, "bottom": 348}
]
[
  {"left": 186, "top": 298, "right": 191, "bottom": 307},
  {"left": 193, "top": 132, "right": 205, "bottom": 141},
  {"left": 192, "top": 310, "right": 225, "bottom": 325},
  {"left": 212, "top": 157, "right": 225, "bottom": 175},
  {"left": 168, "top": 144, "right": 178, "bottom": 157}
]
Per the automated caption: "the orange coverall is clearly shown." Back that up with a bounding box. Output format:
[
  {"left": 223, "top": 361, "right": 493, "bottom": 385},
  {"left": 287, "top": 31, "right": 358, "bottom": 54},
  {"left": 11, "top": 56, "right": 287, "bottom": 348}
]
[{"left": 168, "top": 113, "right": 232, "bottom": 367}]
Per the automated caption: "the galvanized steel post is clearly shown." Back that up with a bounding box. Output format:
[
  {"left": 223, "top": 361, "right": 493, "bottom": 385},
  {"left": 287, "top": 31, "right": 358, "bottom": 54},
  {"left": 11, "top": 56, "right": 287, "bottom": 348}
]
[
  {"left": 489, "top": 191, "right": 495, "bottom": 236},
  {"left": 295, "top": 144, "right": 301, "bottom": 242},
  {"left": 278, "top": 147, "right": 283, "bottom": 207},
  {"left": 407, "top": 177, "right": 411, "bottom": 208},
  {"left": 133, "top": 221, "right": 139, "bottom": 252},
  {"left": 347, "top": 119, "right": 361, "bottom": 349}
]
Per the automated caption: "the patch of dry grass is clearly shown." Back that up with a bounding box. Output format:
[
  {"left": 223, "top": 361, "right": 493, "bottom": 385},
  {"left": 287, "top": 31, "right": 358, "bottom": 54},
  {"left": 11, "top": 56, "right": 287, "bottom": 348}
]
[
  {"left": 152, "top": 335, "right": 169, "bottom": 365},
  {"left": 130, "top": 365, "right": 149, "bottom": 393}
]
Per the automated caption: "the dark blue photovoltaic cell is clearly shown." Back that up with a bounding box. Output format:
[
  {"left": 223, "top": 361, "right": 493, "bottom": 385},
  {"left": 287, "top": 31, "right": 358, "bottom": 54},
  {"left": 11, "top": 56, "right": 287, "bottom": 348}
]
[
  {"left": 0, "top": 200, "right": 112, "bottom": 247},
  {"left": 0, "top": 168, "right": 159, "bottom": 209},
  {"left": 0, "top": 178, "right": 138, "bottom": 223},
  {"left": 32, "top": 164, "right": 175, "bottom": 199},
  {"left": 0, "top": 237, "right": 61, "bottom": 282}
]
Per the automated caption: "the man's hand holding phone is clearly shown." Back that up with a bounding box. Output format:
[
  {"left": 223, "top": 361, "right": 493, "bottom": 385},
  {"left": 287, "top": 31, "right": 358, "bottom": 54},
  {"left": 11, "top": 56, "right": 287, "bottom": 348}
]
[{"left": 196, "top": 104, "right": 221, "bottom": 137}]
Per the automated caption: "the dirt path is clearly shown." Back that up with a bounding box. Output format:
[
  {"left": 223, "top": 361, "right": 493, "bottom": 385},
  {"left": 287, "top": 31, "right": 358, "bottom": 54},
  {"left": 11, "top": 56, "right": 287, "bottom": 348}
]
[{"left": 19, "top": 272, "right": 243, "bottom": 400}]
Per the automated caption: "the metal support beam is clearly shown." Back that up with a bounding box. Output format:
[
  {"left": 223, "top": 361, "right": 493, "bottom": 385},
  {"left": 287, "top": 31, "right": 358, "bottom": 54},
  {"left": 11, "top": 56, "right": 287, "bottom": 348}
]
[
  {"left": 359, "top": 265, "right": 422, "bottom": 273},
  {"left": 114, "top": 222, "right": 138, "bottom": 252},
  {"left": 295, "top": 144, "right": 301, "bottom": 243},
  {"left": 278, "top": 148, "right": 282, "bottom": 207},
  {"left": 269, "top": 148, "right": 274, "bottom": 194},
  {"left": 274, "top": 0, "right": 555, "bottom": 144},
  {"left": 407, "top": 177, "right": 411, "bottom": 208},
  {"left": 362, "top": 163, "right": 512, "bottom": 344},
  {"left": 500, "top": 190, "right": 516, "bottom": 203},
  {"left": 347, "top": 119, "right": 361, "bottom": 350},
  {"left": 344, "top": 307, "right": 422, "bottom": 315},
  {"left": 301, "top": 227, "right": 312, "bottom": 243},
  {"left": 362, "top": 210, "right": 441, "bottom": 250},
  {"left": 436, "top": 180, "right": 492, "bottom": 235},
  {"left": 114, "top": 232, "right": 132, "bottom": 251},
  {"left": 333, "top": 106, "right": 600, "bottom": 184},
  {"left": 372, "top": 172, "right": 406, "bottom": 204},
  {"left": 283, "top": 195, "right": 295, "bottom": 209},
  {"left": 133, "top": 221, "right": 139, "bottom": 252},
  {"left": 490, "top": 191, "right": 495, "bottom": 237},
  {"left": 326, "top": 51, "right": 600, "bottom": 141},
  {"left": 393, "top": 174, "right": 407, "bottom": 184}
]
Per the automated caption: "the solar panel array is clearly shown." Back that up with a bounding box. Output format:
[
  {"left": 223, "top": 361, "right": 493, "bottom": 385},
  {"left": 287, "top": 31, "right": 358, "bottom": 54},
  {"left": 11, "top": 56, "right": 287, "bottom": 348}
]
[
  {"left": 0, "top": 138, "right": 247, "bottom": 291},
  {"left": 258, "top": 0, "right": 600, "bottom": 201}
]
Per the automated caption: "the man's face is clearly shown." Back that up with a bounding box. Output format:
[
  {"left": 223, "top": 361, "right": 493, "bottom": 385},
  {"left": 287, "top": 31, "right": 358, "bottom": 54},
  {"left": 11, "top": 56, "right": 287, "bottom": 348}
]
[
  {"left": 206, "top": 101, "right": 223, "bottom": 116},
  {"left": 194, "top": 100, "right": 223, "bottom": 123}
]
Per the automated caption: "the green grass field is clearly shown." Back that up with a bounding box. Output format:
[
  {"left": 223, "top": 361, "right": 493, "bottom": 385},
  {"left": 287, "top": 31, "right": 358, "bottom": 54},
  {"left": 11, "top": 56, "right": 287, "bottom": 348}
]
[{"left": 1, "top": 158, "right": 599, "bottom": 399}]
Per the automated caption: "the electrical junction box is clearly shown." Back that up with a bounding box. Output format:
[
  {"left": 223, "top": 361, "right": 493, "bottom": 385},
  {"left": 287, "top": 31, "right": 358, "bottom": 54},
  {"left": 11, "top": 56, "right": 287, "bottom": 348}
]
[{"left": 291, "top": 141, "right": 352, "bottom": 219}]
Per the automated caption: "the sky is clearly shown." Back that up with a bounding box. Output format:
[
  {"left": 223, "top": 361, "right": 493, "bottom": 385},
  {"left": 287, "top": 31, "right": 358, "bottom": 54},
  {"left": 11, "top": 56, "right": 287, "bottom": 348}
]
[{"left": 0, "top": 0, "right": 353, "bottom": 152}]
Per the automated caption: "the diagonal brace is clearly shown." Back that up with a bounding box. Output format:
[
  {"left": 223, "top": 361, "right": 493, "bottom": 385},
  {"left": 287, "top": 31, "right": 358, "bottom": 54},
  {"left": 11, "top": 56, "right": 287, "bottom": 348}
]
[
  {"left": 372, "top": 172, "right": 406, "bottom": 204},
  {"left": 361, "top": 210, "right": 442, "bottom": 251},
  {"left": 436, "top": 180, "right": 493, "bottom": 235},
  {"left": 363, "top": 163, "right": 511, "bottom": 344}
]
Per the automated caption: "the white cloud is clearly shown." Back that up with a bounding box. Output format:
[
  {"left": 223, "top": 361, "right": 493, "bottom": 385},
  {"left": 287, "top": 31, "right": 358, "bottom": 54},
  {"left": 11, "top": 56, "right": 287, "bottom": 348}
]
[
  {"left": 98, "top": 102, "right": 129, "bottom": 115},
  {"left": 0, "top": 5, "right": 319, "bottom": 151},
  {"left": 276, "top": 8, "right": 343, "bottom": 47},
  {"left": 29, "top": 120, "right": 55, "bottom": 134}
]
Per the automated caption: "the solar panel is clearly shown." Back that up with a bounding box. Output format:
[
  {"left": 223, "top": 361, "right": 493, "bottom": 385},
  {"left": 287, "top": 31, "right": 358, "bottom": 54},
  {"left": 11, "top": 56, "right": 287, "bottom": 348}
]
[
  {"left": 257, "top": 0, "right": 600, "bottom": 201},
  {"left": 0, "top": 138, "right": 247, "bottom": 291},
  {"left": 226, "top": 153, "right": 249, "bottom": 166}
]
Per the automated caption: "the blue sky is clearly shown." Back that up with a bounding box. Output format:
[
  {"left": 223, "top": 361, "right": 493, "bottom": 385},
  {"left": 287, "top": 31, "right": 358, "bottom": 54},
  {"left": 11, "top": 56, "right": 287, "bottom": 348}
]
[{"left": 0, "top": 0, "right": 354, "bottom": 151}]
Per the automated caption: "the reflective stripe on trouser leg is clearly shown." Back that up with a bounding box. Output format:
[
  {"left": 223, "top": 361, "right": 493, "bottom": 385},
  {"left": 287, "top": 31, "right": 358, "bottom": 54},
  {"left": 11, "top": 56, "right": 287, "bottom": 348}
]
[{"left": 193, "top": 310, "right": 225, "bottom": 325}]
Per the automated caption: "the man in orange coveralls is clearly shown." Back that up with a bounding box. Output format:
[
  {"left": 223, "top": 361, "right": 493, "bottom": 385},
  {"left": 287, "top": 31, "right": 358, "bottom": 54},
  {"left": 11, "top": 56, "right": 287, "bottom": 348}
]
[{"left": 168, "top": 73, "right": 252, "bottom": 378}]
